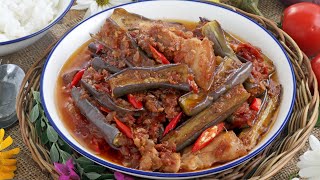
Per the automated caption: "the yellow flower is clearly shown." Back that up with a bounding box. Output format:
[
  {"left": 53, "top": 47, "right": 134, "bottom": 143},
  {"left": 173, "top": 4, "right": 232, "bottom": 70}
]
[{"left": 0, "top": 129, "right": 20, "bottom": 180}]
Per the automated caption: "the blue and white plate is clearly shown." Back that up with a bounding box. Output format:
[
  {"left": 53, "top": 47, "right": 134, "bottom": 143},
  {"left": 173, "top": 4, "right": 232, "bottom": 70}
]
[{"left": 41, "top": 1, "right": 296, "bottom": 179}]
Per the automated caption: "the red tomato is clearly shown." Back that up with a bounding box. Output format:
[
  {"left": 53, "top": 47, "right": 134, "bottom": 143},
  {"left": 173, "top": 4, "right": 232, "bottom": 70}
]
[
  {"left": 311, "top": 54, "right": 320, "bottom": 88},
  {"left": 282, "top": 3, "right": 320, "bottom": 57}
]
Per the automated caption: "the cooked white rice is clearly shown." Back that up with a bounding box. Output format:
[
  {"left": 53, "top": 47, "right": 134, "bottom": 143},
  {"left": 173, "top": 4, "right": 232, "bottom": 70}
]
[{"left": 0, "top": 0, "right": 60, "bottom": 42}]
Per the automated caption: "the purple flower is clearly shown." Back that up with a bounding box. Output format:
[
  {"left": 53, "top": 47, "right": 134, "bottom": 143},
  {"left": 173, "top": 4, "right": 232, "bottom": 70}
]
[
  {"left": 114, "top": 171, "right": 134, "bottom": 180},
  {"left": 54, "top": 158, "right": 80, "bottom": 180}
]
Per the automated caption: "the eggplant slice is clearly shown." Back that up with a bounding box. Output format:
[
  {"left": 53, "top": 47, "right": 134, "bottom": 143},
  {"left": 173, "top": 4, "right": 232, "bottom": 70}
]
[
  {"left": 202, "top": 20, "right": 238, "bottom": 60},
  {"left": 71, "top": 87, "right": 121, "bottom": 149},
  {"left": 239, "top": 79, "right": 282, "bottom": 150},
  {"left": 81, "top": 80, "right": 144, "bottom": 113},
  {"left": 107, "top": 64, "right": 192, "bottom": 98},
  {"left": 91, "top": 57, "right": 121, "bottom": 73},
  {"left": 162, "top": 84, "right": 250, "bottom": 151},
  {"left": 179, "top": 60, "right": 252, "bottom": 116}
]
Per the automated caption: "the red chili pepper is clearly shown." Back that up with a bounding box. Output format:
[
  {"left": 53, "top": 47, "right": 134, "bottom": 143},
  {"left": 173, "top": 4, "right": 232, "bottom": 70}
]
[
  {"left": 250, "top": 98, "right": 262, "bottom": 111},
  {"left": 163, "top": 112, "right": 183, "bottom": 136},
  {"left": 149, "top": 45, "right": 170, "bottom": 64},
  {"left": 127, "top": 94, "right": 143, "bottom": 109},
  {"left": 94, "top": 84, "right": 101, "bottom": 90},
  {"left": 192, "top": 122, "right": 225, "bottom": 152},
  {"left": 96, "top": 44, "right": 104, "bottom": 54},
  {"left": 114, "top": 116, "right": 133, "bottom": 139},
  {"left": 70, "top": 69, "right": 85, "bottom": 87},
  {"left": 237, "top": 43, "right": 263, "bottom": 62},
  {"left": 187, "top": 75, "right": 199, "bottom": 94},
  {"left": 100, "top": 106, "right": 111, "bottom": 113}
]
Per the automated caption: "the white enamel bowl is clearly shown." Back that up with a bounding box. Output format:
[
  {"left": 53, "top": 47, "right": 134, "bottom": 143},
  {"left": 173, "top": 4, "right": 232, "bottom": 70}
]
[
  {"left": 41, "top": 1, "right": 296, "bottom": 179},
  {"left": 0, "top": 0, "right": 74, "bottom": 56}
]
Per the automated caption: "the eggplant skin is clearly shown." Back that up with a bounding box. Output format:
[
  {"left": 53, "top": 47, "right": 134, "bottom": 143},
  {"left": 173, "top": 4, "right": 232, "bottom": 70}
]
[
  {"left": 202, "top": 21, "right": 238, "bottom": 60},
  {"left": 162, "top": 84, "right": 250, "bottom": 152},
  {"left": 91, "top": 57, "right": 121, "bottom": 73},
  {"left": 108, "top": 64, "right": 192, "bottom": 98},
  {"left": 80, "top": 80, "right": 144, "bottom": 113},
  {"left": 179, "top": 61, "right": 252, "bottom": 116},
  {"left": 71, "top": 87, "right": 121, "bottom": 149}
]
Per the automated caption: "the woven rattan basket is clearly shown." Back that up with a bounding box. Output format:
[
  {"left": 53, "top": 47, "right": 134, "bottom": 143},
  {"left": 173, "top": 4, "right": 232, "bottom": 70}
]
[{"left": 16, "top": 3, "right": 319, "bottom": 180}]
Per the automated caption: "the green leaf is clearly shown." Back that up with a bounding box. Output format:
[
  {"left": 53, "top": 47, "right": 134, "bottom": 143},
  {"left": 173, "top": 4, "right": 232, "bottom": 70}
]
[
  {"left": 85, "top": 172, "right": 101, "bottom": 180},
  {"left": 58, "top": 139, "right": 73, "bottom": 154},
  {"left": 50, "top": 143, "right": 60, "bottom": 163},
  {"left": 35, "top": 120, "right": 42, "bottom": 136},
  {"left": 30, "top": 104, "right": 39, "bottom": 123},
  {"left": 76, "top": 163, "right": 85, "bottom": 177},
  {"left": 41, "top": 118, "right": 46, "bottom": 128},
  {"left": 32, "top": 90, "right": 41, "bottom": 104},
  {"left": 59, "top": 150, "right": 71, "bottom": 163},
  {"left": 76, "top": 157, "right": 94, "bottom": 167},
  {"left": 97, "top": 174, "right": 114, "bottom": 180},
  {"left": 84, "top": 165, "right": 106, "bottom": 174},
  {"left": 40, "top": 131, "right": 49, "bottom": 145},
  {"left": 42, "top": 116, "right": 49, "bottom": 124},
  {"left": 47, "top": 126, "right": 58, "bottom": 143},
  {"left": 82, "top": 176, "right": 90, "bottom": 180},
  {"left": 58, "top": 138, "right": 64, "bottom": 146}
]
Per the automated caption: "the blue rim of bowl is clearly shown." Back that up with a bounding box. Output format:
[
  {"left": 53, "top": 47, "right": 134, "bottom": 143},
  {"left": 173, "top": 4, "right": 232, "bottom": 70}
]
[
  {"left": 41, "top": 0, "right": 296, "bottom": 178},
  {"left": 0, "top": 0, "right": 74, "bottom": 45}
]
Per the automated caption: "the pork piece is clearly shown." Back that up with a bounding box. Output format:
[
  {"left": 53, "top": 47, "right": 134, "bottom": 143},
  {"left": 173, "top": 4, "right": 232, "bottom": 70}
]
[
  {"left": 116, "top": 134, "right": 141, "bottom": 168},
  {"left": 155, "top": 142, "right": 181, "bottom": 173},
  {"left": 81, "top": 67, "right": 110, "bottom": 86},
  {"left": 228, "top": 102, "right": 257, "bottom": 128},
  {"left": 136, "top": 23, "right": 216, "bottom": 90},
  {"left": 110, "top": 8, "right": 216, "bottom": 90},
  {"left": 180, "top": 131, "right": 247, "bottom": 171},
  {"left": 133, "top": 128, "right": 181, "bottom": 172},
  {"left": 151, "top": 89, "right": 181, "bottom": 118},
  {"left": 160, "top": 92, "right": 181, "bottom": 119},
  {"left": 96, "top": 18, "right": 155, "bottom": 67},
  {"left": 133, "top": 89, "right": 182, "bottom": 118},
  {"left": 133, "top": 128, "right": 162, "bottom": 171},
  {"left": 144, "top": 93, "right": 164, "bottom": 113},
  {"left": 135, "top": 113, "right": 165, "bottom": 142}
]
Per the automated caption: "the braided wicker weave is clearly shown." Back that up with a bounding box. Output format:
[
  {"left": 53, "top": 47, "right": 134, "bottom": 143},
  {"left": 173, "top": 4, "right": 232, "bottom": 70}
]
[{"left": 16, "top": 3, "right": 319, "bottom": 180}]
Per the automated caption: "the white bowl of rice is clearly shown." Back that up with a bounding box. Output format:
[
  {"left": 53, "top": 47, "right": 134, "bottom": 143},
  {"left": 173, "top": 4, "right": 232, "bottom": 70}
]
[{"left": 0, "top": 0, "right": 74, "bottom": 56}]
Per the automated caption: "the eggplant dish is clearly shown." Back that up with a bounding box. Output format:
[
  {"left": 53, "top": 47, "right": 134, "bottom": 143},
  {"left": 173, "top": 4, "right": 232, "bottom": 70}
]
[{"left": 56, "top": 8, "right": 282, "bottom": 172}]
